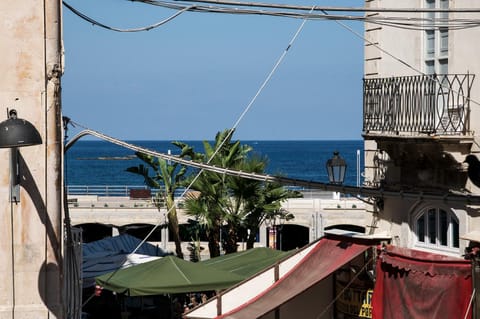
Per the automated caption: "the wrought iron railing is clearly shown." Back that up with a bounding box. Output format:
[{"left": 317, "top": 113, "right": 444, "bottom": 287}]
[{"left": 363, "top": 74, "right": 474, "bottom": 135}]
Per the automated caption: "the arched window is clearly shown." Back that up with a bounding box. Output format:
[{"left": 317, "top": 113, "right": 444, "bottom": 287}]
[{"left": 415, "top": 207, "right": 459, "bottom": 251}]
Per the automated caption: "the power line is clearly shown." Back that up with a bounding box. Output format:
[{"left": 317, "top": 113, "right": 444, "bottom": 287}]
[
  {"left": 65, "top": 126, "right": 480, "bottom": 204},
  {"left": 62, "top": 1, "right": 480, "bottom": 110},
  {"left": 63, "top": 0, "right": 480, "bottom": 33},
  {"left": 136, "top": 0, "right": 480, "bottom": 13},
  {"left": 62, "top": 0, "right": 194, "bottom": 32}
]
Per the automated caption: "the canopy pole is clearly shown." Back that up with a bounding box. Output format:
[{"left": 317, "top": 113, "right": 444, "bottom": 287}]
[
  {"left": 465, "top": 288, "right": 475, "bottom": 319},
  {"left": 216, "top": 291, "right": 222, "bottom": 316}
]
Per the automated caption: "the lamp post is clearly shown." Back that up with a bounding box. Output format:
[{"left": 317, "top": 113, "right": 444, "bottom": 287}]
[
  {"left": 266, "top": 213, "right": 287, "bottom": 250},
  {"left": 326, "top": 151, "right": 347, "bottom": 185},
  {"left": 277, "top": 216, "right": 285, "bottom": 251}
]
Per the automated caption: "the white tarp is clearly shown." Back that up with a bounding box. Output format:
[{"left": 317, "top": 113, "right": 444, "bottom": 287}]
[{"left": 82, "top": 234, "right": 167, "bottom": 287}]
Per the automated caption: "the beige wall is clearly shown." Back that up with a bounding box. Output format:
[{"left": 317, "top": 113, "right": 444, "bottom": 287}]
[
  {"left": 365, "top": 0, "right": 480, "bottom": 135},
  {"left": 0, "top": 1, "right": 63, "bottom": 318},
  {"left": 365, "top": 0, "right": 422, "bottom": 77},
  {"left": 363, "top": 0, "right": 480, "bottom": 257},
  {"left": 373, "top": 197, "right": 469, "bottom": 256}
]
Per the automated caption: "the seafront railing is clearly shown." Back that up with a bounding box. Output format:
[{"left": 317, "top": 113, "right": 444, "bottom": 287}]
[
  {"left": 67, "top": 185, "right": 151, "bottom": 197},
  {"left": 66, "top": 185, "right": 338, "bottom": 199}
]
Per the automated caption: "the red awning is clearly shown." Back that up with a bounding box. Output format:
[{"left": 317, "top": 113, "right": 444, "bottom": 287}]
[
  {"left": 372, "top": 245, "right": 473, "bottom": 319},
  {"left": 217, "top": 237, "right": 372, "bottom": 319}
]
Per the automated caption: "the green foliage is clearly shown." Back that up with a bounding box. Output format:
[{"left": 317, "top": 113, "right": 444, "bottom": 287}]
[
  {"left": 180, "top": 128, "right": 302, "bottom": 256},
  {"left": 185, "top": 219, "right": 205, "bottom": 262},
  {"left": 126, "top": 143, "right": 188, "bottom": 259}
]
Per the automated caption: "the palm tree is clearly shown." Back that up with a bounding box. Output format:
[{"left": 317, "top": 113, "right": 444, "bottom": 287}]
[
  {"left": 181, "top": 129, "right": 302, "bottom": 255},
  {"left": 181, "top": 129, "right": 251, "bottom": 257},
  {"left": 126, "top": 149, "right": 187, "bottom": 259},
  {"left": 222, "top": 155, "right": 267, "bottom": 253},
  {"left": 242, "top": 181, "right": 301, "bottom": 249}
]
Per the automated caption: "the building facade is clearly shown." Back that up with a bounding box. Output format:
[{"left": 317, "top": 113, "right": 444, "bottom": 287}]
[
  {"left": 363, "top": 0, "right": 480, "bottom": 258},
  {"left": 363, "top": 1, "right": 480, "bottom": 316},
  {"left": 0, "top": 1, "right": 64, "bottom": 318}
]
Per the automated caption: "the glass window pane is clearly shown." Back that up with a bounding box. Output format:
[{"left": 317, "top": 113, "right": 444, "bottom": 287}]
[
  {"left": 426, "top": 60, "right": 435, "bottom": 74},
  {"left": 452, "top": 218, "right": 459, "bottom": 248},
  {"left": 439, "top": 59, "right": 448, "bottom": 75},
  {"left": 426, "top": 0, "right": 435, "bottom": 20},
  {"left": 440, "top": 29, "right": 448, "bottom": 54},
  {"left": 417, "top": 215, "right": 425, "bottom": 242},
  {"left": 428, "top": 209, "right": 437, "bottom": 244},
  {"left": 439, "top": 210, "right": 447, "bottom": 246},
  {"left": 426, "top": 30, "right": 435, "bottom": 58},
  {"left": 440, "top": 0, "right": 449, "bottom": 20}
]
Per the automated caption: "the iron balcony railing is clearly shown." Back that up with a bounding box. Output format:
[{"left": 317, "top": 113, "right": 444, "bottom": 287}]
[{"left": 363, "top": 74, "right": 474, "bottom": 136}]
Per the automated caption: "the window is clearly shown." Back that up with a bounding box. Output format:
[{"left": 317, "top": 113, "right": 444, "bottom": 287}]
[
  {"left": 415, "top": 207, "right": 459, "bottom": 251},
  {"left": 424, "top": 0, "right": 448, "bottom": 74}
]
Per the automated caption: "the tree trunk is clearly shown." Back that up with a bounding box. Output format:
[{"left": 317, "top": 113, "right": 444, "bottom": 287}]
[
  {"left": 246, "top": 227, "right": 258, "bottom": 249},
  {"left": 166, "top": 196, "right": 184, "bottom": 259},
  {"left": 207, "top": 225, "right": 221, "bottom": 258},
  {"left": 224, "top": 223, "right": 238, "bottom": 254}
]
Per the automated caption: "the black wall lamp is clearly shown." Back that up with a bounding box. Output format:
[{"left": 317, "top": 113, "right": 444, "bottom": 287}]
[
  {"left": 326, "top": 151, "right": 347, "bottom": 185},
  {"left": 0, "top": 109, "right": 42, "bottom": 203}
]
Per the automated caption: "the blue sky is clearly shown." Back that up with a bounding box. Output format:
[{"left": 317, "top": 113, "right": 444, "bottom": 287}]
[{"left": 62, "top": 0, "right": 364, "bottom": 141}]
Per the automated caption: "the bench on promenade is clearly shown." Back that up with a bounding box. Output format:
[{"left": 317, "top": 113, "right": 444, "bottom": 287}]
[{"left": 129, "top": 189, "right": 152, "bottom": 200}]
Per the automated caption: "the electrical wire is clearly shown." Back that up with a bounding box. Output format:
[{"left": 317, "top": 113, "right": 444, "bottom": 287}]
[
  {"left": 62, "top": 0, "right": 194, "bottom": 32},
  {"left": 62, "top": 0, "right": 480, "bottom": 109},
  {"left": 63, "top": 0, "right": 480, "bottom": 302},
  {"left": 63, "top": 119, "right": 83, "bottom": 318},
  {"left": 318, "top": 9, "right": 480, "bottom": 109},
  {"left": 90, "top": 3, "right": 312, "bottom": 259},
  {"left": 63, "top": 0, "right": 480, "bottom": 32},
  {"left": 10, "top": 181, "right": 15, "bottom": 319},
  {"left": 149, "top": 0, "right": 480, "bottom": 14},
  {"left": 66, "top": 127, "right": 480, "bottom": 204},
  {"left": 67, "top": 124, "right": 480, "bottom": 306}
]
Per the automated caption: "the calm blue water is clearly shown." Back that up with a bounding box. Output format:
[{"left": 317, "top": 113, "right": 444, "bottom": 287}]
[{"left": 65, "top": 140, "right": 364, "bottom": 187}]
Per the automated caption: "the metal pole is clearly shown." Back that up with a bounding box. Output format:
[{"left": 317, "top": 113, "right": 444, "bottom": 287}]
[
  {"left": 474, "top": 256, "right": 480, "bottom": 319},
  {"left": 357, "top": 149, "right": 361, "bottom": 187}
]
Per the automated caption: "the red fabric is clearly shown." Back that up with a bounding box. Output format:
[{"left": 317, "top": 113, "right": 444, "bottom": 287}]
[
  {"left": 217, "top": 237, "right": 371, "bottom": 319},
  {"left": 372, "top": 245, "right": 473, "bottom": 319}
]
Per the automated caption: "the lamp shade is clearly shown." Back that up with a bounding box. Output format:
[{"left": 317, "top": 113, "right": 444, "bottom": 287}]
[
  {"left": 0, "top": 109, "right": 42, "bottom": 148},
  {"left": 326, "top": 151, "right": 347, "bottom": 184}
]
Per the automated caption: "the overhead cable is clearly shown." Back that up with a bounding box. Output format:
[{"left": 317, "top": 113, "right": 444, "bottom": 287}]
[
  {"left": 62, "top": 0, "right": 194, "bottom": 32},
  {"left": 65, "top": 127, "right": 480, "bottom": 204},
  {"left": 63, "top": 0, "right": 480, "bottom": 32},
  {"left": 137, "top": 0, "right": 480, "bottom": 13}
]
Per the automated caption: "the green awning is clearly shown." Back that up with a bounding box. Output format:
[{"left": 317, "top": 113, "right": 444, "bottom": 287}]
[
  {"left": 95, "top": 255, "right": 244, "bottom": 296},
  {"left": 202, "top": 247, "right": 295, "bottom": 277}
]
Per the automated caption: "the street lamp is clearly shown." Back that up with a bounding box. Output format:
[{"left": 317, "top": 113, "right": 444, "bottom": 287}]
[
  {"left": 326, "top": 151, "right": 347, "bottom": 185},
  {"left": 0, "top": 109, "right": 42, "bottom": 202},
  {"left": 0, "top": 109, "right": 42, "bottom": 148}
]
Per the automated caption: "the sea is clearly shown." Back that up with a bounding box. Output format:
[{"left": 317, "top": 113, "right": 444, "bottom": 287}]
[{"left": 65, "top": 140, "right": 364, "bottom": 188}]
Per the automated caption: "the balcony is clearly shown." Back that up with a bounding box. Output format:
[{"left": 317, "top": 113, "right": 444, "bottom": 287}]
[
  {"left": 362, "top": 74, "right": 476, "bottom": 190},
  {"left": 363, "top": 74, "right": 474, "bottom": 137}
]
